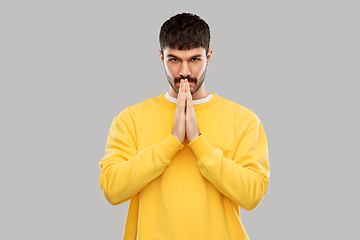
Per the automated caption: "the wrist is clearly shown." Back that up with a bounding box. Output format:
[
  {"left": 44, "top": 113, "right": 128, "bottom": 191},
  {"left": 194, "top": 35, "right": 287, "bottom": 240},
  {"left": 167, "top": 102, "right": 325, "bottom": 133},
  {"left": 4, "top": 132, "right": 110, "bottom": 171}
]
[
  {"left": 171, "top": 132, "right": 184, "bottom": 143},
  {"left": 187, "top": 132, "right": 200, "bottom": 143}
]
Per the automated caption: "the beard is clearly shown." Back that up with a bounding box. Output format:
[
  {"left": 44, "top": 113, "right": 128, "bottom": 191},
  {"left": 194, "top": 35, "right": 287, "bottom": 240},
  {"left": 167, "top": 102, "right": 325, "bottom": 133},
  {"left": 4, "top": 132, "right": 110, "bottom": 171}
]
[{"left": 166, "top": 68, "right": 207, "bottom": 96}]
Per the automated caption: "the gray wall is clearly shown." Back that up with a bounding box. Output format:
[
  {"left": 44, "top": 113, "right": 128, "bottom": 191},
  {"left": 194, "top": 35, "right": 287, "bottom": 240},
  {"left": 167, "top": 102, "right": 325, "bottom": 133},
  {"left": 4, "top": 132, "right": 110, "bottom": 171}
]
[{"left": 1, "top": 0, "right": 359, "bottom": 239}]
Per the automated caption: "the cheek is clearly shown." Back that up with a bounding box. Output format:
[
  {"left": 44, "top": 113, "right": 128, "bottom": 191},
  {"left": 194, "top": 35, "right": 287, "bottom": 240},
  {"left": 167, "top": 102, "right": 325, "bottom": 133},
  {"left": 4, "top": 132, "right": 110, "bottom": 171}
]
[
  {"left": 193, "top": 64, "right": 206, "bottom": 77},
  {"left": 165, "top": 64, "right": 177, "bottom": 77}
]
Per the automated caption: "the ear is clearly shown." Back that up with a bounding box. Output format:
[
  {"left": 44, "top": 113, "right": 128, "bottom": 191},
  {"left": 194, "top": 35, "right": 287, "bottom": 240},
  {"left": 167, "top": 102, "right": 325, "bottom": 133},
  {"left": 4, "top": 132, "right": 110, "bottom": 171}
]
[
  {"left": 159, "top": 50, "right": 164, "bottom": 67},
  {"left": 206, "top": 48, "right": 213, "bottom": 67}
]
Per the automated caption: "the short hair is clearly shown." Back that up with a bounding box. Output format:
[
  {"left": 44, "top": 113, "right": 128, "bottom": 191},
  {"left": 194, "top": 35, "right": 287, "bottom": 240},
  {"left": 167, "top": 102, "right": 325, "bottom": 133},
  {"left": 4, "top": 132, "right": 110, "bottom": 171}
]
[{"left": 159, "top": 13, "right": 210, "bottom": 54}]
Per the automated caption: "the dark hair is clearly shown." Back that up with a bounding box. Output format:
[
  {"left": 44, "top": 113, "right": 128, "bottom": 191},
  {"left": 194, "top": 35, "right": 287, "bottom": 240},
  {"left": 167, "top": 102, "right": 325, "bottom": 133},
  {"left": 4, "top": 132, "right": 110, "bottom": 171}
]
[{"left": 159, "top": 13, "right": 210, "bottom": 54}]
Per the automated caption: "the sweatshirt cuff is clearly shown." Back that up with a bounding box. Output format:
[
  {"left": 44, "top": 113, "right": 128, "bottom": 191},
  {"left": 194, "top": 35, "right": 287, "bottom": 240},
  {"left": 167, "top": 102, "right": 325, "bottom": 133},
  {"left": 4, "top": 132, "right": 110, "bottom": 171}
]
[
  {"left": 188, "top": 133, "right": 216, "bottom": 162},
  {"left": 155, "top": 132, "right": 185, "bottom": 162}
]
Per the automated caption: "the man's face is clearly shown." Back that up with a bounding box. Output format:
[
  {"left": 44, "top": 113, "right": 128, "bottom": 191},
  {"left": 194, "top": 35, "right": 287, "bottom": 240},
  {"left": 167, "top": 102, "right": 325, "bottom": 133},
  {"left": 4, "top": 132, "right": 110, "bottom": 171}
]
[{"left": 159, "top": 47, "right": 212, "bottom": 97}]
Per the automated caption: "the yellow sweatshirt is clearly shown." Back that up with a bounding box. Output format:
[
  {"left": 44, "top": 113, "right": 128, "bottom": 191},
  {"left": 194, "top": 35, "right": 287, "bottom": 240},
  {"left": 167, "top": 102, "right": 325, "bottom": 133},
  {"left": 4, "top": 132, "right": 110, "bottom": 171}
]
[{"left": 99, "top": 92, "right": 270, "bottom": 240}]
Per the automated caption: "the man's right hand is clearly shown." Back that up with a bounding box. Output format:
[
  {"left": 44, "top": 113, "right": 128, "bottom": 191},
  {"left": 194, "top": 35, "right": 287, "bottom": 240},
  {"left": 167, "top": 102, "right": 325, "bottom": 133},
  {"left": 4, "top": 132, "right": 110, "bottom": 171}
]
[{"left": 171, "top": 79, "right": 187, "bottom": 143}]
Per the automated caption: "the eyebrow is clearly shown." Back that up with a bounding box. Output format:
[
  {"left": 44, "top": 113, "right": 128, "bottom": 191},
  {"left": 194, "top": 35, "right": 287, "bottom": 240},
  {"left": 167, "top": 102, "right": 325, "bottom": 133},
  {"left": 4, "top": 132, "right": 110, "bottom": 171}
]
[{"left": 166, "top": 54, "right": 203, "bottom": 59}]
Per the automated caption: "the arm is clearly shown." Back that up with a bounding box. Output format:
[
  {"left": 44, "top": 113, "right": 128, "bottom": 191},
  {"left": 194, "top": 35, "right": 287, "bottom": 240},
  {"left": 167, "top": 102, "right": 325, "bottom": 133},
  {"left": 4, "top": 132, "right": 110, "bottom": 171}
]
[
  {"left": 188, "top": 119, "right": 270, "bottom": 211},
  {"left": 99, "top": 108, "right": 184, "bottom": 205}
]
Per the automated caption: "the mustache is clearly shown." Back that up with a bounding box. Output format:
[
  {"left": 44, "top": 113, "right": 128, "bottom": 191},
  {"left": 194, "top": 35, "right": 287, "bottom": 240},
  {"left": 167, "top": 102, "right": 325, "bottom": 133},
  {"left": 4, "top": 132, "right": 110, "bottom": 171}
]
[{"left": 174, "top": 76, "right": 197, "bottom": 84}]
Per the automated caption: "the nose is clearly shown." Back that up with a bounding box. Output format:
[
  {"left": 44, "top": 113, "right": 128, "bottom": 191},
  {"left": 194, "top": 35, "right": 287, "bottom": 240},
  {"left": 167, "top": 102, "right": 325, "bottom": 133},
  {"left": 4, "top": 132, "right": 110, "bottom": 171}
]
[{"left": 179, "top": 62, "right": 191, "bottom": 78}]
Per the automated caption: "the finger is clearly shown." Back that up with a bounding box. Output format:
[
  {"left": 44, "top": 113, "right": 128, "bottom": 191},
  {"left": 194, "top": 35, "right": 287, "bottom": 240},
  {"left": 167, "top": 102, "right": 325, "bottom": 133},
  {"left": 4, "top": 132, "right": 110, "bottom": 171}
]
[
  {"left": 187, "top": 82, "right": 193, "bottom": 107},
  {"left": 177, "top": 80, "right": 183, "bottom": 100},
  {"left": 182, "top": 79, "right": 186, "bottom": 96},
  {"left": 176, "top": 80, "right": 184, "bottom": 107},
  {"left": 187, "top": 81, "right": 191, "bottom": 97},
  {"left": 182, "top": 79, "right": 187, "bottom": 100},
  {"left": 179, "top": 80, "right": 187, "bottom": 111}
]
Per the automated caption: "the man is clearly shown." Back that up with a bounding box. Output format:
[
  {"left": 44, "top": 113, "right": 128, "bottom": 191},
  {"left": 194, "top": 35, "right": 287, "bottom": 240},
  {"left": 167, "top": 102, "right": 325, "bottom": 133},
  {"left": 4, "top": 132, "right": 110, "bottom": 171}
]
[{"left": 99, "top": 13, "right": 270, "bottom": 240}]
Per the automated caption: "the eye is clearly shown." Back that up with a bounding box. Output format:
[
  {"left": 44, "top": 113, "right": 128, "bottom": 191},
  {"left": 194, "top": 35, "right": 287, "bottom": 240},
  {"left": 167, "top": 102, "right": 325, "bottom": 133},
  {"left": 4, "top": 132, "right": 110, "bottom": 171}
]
[
  {"left": 169, "top": 58, "right": 178, "bottom": 63},
  {"left": 192, "top": 58, "right": 200, "bottom": 62}
]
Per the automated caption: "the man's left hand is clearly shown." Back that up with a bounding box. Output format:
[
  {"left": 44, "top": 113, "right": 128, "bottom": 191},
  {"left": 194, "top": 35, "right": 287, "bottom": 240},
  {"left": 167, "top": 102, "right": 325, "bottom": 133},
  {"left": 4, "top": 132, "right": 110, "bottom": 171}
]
[{"left": 185, "top": 80, "right": 200, "bottom": 143}]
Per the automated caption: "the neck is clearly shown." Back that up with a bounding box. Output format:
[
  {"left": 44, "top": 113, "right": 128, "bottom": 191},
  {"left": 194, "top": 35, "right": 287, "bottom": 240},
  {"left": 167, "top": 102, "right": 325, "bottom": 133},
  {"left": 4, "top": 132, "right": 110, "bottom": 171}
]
[{"left": 192, "top": 89, "right": 209, "bottom": 100}]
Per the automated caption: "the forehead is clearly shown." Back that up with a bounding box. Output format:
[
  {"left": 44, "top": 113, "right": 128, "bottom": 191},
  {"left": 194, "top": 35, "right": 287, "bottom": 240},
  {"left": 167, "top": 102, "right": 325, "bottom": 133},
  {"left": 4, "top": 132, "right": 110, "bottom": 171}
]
[{"left": 163, "top": 47, "right": 207, "bottom": 58}]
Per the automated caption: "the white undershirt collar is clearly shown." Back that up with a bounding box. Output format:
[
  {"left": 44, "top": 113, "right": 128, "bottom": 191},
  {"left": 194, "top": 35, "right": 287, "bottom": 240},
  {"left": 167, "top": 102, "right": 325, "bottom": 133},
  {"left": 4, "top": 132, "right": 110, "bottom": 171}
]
[{"left": 164, "top": 92, "right": 213, "bottom": 105}]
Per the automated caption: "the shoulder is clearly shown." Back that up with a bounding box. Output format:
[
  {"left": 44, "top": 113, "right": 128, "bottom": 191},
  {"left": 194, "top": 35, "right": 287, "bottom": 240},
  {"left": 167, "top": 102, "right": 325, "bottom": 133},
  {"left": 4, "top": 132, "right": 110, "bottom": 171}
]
[{"left": 215, "top": 93, "right": 260, "bottom": 123}]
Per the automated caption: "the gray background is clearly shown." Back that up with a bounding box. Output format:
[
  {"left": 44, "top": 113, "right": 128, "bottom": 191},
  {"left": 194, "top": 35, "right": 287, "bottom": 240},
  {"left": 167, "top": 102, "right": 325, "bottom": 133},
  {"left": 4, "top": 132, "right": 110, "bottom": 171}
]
[{"left": 1, "top": 0, "right": 359, "bottom": 239}]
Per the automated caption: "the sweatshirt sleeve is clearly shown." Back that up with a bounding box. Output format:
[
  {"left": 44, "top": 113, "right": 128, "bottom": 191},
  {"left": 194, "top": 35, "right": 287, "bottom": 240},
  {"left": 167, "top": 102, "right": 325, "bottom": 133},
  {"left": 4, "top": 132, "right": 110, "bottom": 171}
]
[
  {"left": 188, "top": 118, "right": 270, "bottom": 211},
  {"left": 99, "top": 108, "right": 184, "bottom": 205}
]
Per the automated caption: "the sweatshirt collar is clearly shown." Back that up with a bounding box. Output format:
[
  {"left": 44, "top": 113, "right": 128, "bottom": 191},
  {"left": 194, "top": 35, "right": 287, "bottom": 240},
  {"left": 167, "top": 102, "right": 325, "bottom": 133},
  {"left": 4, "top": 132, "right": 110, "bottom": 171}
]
[
  {"left": 158, "top": 92, "right": 219, "bottom": 111},
  {"left": 164, "top": 92, "right": 213, "bottom": 105}
]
